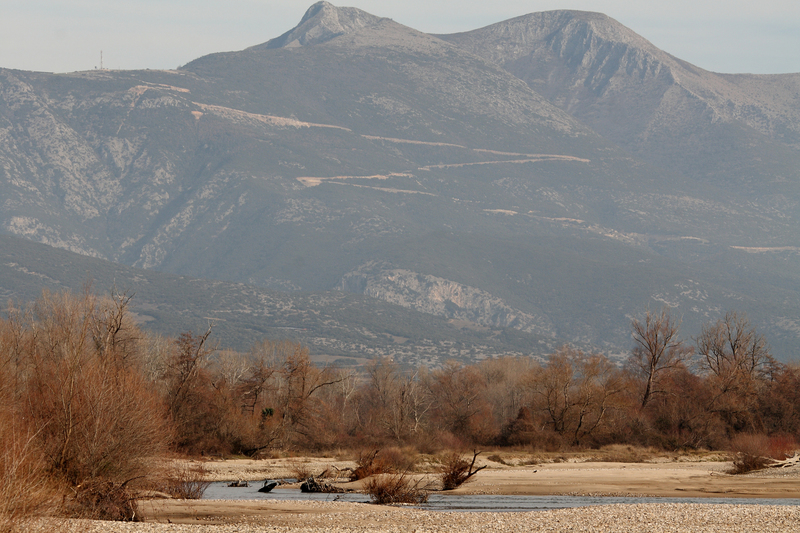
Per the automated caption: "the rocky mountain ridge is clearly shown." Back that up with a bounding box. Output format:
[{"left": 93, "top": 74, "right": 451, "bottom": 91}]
[{"left": 438, "top": 10, "right": 800, "bottom": 196}]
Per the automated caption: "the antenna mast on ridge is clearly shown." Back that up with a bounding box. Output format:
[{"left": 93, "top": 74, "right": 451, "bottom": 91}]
[{"left": 100, "top": 51, "right": 103, "bottom": 70}]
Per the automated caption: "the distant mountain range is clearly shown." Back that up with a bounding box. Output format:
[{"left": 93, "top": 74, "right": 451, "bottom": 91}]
[{"left": 1, "top": 2, "right": 798, "bottom": 362}]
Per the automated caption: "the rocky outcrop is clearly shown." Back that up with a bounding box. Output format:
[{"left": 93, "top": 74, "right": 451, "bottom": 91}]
[
  {"left": 339, "top": 262, "right": 555, "bottom": 337},
  {"left": 255, "top": 1, "right": 385, "bottom": 49}
]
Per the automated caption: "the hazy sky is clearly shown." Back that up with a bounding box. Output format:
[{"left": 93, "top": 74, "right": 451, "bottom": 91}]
[{"left": 2, "top": 1, "right": 798, "bottom": 75}]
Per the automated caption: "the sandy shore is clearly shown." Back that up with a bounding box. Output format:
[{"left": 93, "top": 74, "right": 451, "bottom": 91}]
[
  {"left": 453, "top": 461, "right": 800, "bottom": 498},
  {"left": 176, "top": 455, "right": 800, "bottom": 498}
]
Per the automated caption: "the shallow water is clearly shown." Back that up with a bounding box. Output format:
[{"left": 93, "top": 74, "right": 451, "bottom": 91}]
[{"left": 204, "top": 483, "right": 800, "bottom": 512}]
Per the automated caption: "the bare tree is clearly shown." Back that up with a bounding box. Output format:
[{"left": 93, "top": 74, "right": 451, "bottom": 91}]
[
  {"left": 531, "top": 349, "right": 573, "bottom": 435},
  {"left": 479, "top": 357, "right": 534, "bottom": 431},
  {"left": 361, "top": 358, "right": 433, "bottom": 441},
  {"left": 428, "top": 361, "right": 488, "bottom": 442},
  {"left": 530, "top": 346, "right": 624, "bottom": 446},
  {"left": 92, "top": 289, "right": 137, "bottom": 367},
  {"left": 18, "top": 289, "right": 170, "bottom": 484},
  {"left": 277, "top": 346, "right": 344, "bottom": 446},
  {"left": 164, "top": 325, "right": 214, "bottom": 423},
  {"left": 696, "top": 312, "right": 777, "bottom": 432},
  {"left": 629, "top": 307, "right": 693, "bottom": 408},
  {"left": 697, "top": 312, "right": 774, "bottom": 383}
]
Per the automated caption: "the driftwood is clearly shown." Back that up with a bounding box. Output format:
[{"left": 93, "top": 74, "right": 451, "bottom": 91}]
[
  {"left": 300, "top": 476, "right": 345, "bottom": 493},
  {"left": 767, "top": 453, "right": 800, "bottom": 469},
  {"left": 258, "top": 479, "right": 279, "bottom": 493}
]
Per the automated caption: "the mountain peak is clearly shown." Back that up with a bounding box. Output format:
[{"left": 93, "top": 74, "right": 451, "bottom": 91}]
[
  {"left": 438, "top": 10, "right": 661, "bottom": 66},
  {"left": 255, "top": 1, "right": 385, "bottom": 50}
]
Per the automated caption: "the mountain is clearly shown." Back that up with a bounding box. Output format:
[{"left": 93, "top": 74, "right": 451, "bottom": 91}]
[
  {"left": 0, "top": 2, "right": 798, "bottom": 361},
  {"left": 437, "top": 10, "right": 800, "bottom": 203}
]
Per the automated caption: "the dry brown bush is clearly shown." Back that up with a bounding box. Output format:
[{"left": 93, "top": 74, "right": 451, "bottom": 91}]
[
  {"left": 0, "top": 289, "right": 172, "bottom": 523},
  {"left": 0, "top": 415, "right": 55, "bottom": 533},
  {"left": 486, "top": 454, "right": 508, "bottom": 465},
  {"left": 62, "top": 479, "right": 139, "bottom": 521},
  {"left": 288, "top": 460, "right": 315, "bottom": 481},
  {"left": 364, "top": 473, "right": 428, "bottom": 505},
  {"left": 378, "top": 447, "right": 419, "bottom": 472},
  {"left": 728, "top": 433, "right": 773, "bottom": 474},
  {"left": 18, "top": 290, "right": 171, "bottom": 486},
  {"left": 349, "top": 450, "right": 391, "bottom": 481},
  {"left": 767, "top": 434, "right": 798, "bottom": 460},
  {"left": 348, "top": 447, "right": 419, "bottom": 481},
  {"left": 439, "top": 451, "right": 486, "bottom": 490},
  {"left": 415, "top": 430, "right": 464, "bottom": 455},
  {"left": 160, "top": 464, "right": 212, "bottom": 499}
]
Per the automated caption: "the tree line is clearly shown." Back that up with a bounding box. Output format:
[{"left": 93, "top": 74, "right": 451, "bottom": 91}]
[{"left": 1, "top": 289, "right": 799, "bottom": 524}]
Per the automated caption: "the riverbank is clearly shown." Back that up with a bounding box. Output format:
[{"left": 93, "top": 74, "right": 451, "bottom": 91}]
[
  {"left": 178, "top": 454, "right": 800, "bottom": 498},
  {"left": 41, "top": 455, "right": 800, "bottom": 532}
]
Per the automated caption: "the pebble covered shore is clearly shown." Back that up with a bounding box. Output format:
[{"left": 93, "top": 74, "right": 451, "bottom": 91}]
[{"left": 56, "top": 501, "right": 800, "bottom": 533}]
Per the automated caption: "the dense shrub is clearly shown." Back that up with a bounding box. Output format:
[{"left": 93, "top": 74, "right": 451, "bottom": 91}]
[
  {"left": 364, "top": 473, "right": 428, "bottom": 504},
  {"left": 62, "top": 480, "right": 139, "bottom": 521},
  {"left": 1, "top": 289, "right": 171, "bottom": 522},
  {"left": 728, "top": 434, "right": 773, "bottom": 474}
]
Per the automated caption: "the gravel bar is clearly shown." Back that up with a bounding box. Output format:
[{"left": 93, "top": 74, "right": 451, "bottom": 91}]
[{"left": 55, "top": 502, "right": 800, "bottom": 532}]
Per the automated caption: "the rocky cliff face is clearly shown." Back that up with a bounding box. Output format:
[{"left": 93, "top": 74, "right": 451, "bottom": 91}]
[{"left": 339, "top": 262, "right": 555, "bottom": 337}]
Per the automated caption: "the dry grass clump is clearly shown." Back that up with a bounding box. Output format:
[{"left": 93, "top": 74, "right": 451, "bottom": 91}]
[
  {"left": 595, "top": 444, "right": 655, "bottom": 463},
  {"left": 288, "top": 459, "right": 315, "bottom": 481},
  {"left": 728, "top": 433, "right": 774, "bottom": 474},
  {"left": 350, "top": 448, "right": 417, "bottom": 481},
  {"left": 364, "top": 473, "right": 428, "bottom": 505},
  {"left": 486, "top": 454, "right": 508, "bottom": 465},
  {"left": 160, "top": 463, "right": 212, "bottom": 499}
]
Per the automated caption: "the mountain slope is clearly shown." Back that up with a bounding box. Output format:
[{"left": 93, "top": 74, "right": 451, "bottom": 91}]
[
  {"left": 0, "top": 233, "right": 563, "bottom": 365},
  {"left": 0, "top": 3, "right": 798, "bottom": 360}
]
